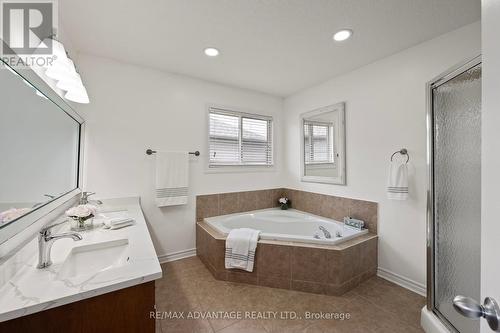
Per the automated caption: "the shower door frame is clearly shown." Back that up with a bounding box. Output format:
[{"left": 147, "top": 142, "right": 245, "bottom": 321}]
[{"left": 426, "top": 55, "right": 482, "bottom": 333}]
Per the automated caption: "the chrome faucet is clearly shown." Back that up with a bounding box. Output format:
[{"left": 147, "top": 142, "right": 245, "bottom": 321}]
[
  {"left": 319, "top": 226, "right": 332, "bottom": 239},
  {"left": 79, "top": 191, "right": 102, "bottom": 205},
  {"left": 37, "top": 221, "right": 82, "bottom": 269}
]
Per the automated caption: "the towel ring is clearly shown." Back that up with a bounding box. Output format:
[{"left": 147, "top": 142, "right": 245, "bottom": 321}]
[{"left": 390, "top": 148, "right": 409, "bottom": 163}]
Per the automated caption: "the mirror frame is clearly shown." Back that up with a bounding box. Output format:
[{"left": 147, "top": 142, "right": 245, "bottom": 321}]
[
  {"left": 300, "top": 102, "right": 346, "bottom": 185},
  {"left": 0, "top": 48, "right": 84, "bottom": 248}
]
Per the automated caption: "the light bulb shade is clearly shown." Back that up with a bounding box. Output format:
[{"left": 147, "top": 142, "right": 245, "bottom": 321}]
[
  {"left": 44, "top": 62, "right": 66, "bottom": 80},
  {"left": 37, "top": 38, "right": 68, "bottom": 68},
  {"left": 56, "top": 72, "right": 83, "bottom": 91},
  {"left": 65, "top": 84, "right": 89, "bottom": 104},
  {"left": 45, "top": 57, "right": 77, "bottom": 81}
]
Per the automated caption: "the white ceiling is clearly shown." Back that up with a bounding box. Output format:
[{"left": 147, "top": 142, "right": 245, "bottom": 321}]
[{"left": 60, "top": 0, "right": 480, "bottom": 97}]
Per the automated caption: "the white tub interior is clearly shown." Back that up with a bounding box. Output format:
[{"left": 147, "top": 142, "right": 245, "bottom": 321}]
[{"left": 205, "top": 208, "right": 368, "bottom": 245}]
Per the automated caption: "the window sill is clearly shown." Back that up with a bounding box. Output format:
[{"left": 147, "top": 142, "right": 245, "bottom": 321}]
[
  {"left": 305, "top": 163, "right": 337, "bottom": 170},
  {"left": 204, "top": 165, "right": 276, "bottom": 174},
  {"left": 301, "top": 175, "right": 345, "bottom": 185}
]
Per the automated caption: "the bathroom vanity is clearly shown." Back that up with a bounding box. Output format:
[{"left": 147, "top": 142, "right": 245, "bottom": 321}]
[
  {"left": 0, "top": 54, "right": 161, "bottom": 332},
  {"left": 0, "top": 197, "right": 162, "bottom": 333}
]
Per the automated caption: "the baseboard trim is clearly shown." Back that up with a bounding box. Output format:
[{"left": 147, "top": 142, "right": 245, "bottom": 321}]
[
  {"left": 158, "top": 248, "right": 197, "bottom": 264},
  {"left": 377, "top": 267, "right": 426, "bottom": 296}
]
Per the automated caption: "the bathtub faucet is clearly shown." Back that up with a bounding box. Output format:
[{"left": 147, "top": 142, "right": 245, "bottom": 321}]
[{"left": 318, "top": 226, "right": 331, "bottom": 239}]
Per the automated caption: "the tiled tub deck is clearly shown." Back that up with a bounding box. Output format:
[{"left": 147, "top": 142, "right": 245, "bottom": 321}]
[{"left": 197, "top": 222, "right": 377, "bottom": 296}]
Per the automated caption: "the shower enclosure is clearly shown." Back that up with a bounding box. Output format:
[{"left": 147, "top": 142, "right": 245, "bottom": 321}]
[{"left": 426, "top": 57, "right": 482, "bottom": 333}]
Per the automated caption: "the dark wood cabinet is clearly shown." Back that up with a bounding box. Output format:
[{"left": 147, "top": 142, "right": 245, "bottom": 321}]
[{"left": 0, "top": 281, "right": 155, "bottom": 333}]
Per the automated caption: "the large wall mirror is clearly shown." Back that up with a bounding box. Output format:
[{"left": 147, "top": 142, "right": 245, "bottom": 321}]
[
  {"left": 300, "top": 102, "right": 346, "bottom": 185},
  {"left": 0, "top": 60, "right": 82, "bottom": 244}
]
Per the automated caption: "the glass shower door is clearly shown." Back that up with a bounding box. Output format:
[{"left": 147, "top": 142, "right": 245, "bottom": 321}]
[{"left": 431, "top": 61, "right": 481, "bottom": 333}]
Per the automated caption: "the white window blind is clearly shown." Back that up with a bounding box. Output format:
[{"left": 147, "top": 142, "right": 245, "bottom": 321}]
[
  {"left": 304, "top": 121, "right": 334, "bottom": 164},
  {"left": 209, "top": 107, "right": 273, "bottom": 167}
]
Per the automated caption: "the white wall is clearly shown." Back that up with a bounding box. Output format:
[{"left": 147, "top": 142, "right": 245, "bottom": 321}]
[
  {"left": 77, "top": 55, "right": 284, "bottom": 257},
  {"left": 282, "top": 22, "right": 480, "bottom": 288}
]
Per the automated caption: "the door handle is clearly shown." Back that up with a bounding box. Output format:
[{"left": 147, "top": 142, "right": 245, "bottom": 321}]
[{"left": 453, "top": 295, "right": 500, "bottom": 331}]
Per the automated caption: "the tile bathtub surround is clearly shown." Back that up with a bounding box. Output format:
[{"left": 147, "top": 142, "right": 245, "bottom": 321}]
[
  {"left": 196, "top": 189, "right": 284, "bottom": 221},
  {"left": 196, "top": 222, "right": 378, "bottom": 296},
  {"left": 196, "top": 188, "right": 378, "bottom": 233},
  {"left": 284, "top": 189, "right": 378, "bottom": 234},
  {"left": 155, "top": 256, "right": 425, "bottom": 333}
]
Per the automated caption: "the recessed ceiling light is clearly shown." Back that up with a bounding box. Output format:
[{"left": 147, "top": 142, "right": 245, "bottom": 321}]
[
  {"left": 333, "top": 29, "right": 353, "bottom": 42},
  {"left": 204, "top": 47, "right": 220, "bottom": 57}
]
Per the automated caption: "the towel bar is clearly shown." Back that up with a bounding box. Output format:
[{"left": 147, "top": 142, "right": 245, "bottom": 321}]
[
  {"left": 390, "top": 148, "right": 409, "bottom": 163},
  {"left": 146, "top": 149, "right": 200, "bottom": 156}
]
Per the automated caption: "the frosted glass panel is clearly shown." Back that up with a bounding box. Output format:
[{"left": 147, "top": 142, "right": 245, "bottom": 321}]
[{"left": 433, "top": 64, "right": 481, "bottom": 333}]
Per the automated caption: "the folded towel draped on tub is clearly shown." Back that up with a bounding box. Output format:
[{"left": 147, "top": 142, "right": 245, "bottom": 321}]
[
  {"left": 387, "top": 160, "right": 409, "bottom": 200},
  {"left": 225, "top": 228, "right": 260, "bottom": 272},
  {"left": 155, "top": 152, "right": 189, "bottom": 207}
]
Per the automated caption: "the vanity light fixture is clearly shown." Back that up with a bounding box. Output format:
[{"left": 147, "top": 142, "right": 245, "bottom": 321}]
[
  {"left": 45, "top": 57, "right": 77, "bottom": 81},
  {"left": 204, "top": 47, "right": 220, "bottom": 57},
  {"left": 36, "top": 37, "right": 90, "bottom": 104},
  {"left": 41, "top": 38, "right": 71, "bottom": 79},
  {"left": 63, "top": 69, "right": 89, "bottom": 104},
  {"left": 333, "top": 29, "right": 353, "bottom": 42},
  {"left": 61, "top": 69, "right": 89, "bottom": 104},
  {"left": 64, "top": 87, "right": 89, "bottom": 104},
  {"left": 56, "top": 71, "right": 84, "bottom": 91}
]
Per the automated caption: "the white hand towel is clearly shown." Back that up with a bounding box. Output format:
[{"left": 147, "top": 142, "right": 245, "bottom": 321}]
[
  {"left": 155, "top": 152, "right": 189, "bottom": 207},
  {"left": 225, "top": 228, "right": 260, "bottom": 272},
  {"left": 103, "top": 217, "right": 135, "bottom": 229},
  {"left": 387, "top": 160, "right": 409, "bottom": 200}
]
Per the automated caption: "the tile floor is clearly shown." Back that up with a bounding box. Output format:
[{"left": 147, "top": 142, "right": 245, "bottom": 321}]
[{"left": 155, "top": 257, "right": 425, "bottom": 333}]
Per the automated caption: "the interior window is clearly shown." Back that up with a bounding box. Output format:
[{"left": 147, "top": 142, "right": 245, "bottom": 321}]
[{"left": 209, "top": 108, "right": 273, "bottom": 167}]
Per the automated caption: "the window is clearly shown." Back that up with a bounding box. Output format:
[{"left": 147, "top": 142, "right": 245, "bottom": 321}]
[
  {"left": 303, "top": 120, "right": 334, "bottom": 165},
  {"left": 209, "top": 107, "right": 273, "bottom": 167}
]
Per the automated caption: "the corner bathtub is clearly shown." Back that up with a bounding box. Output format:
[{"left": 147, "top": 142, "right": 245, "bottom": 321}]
[{"left": 204, "top": 208, "right": 368, "bottom": 245}]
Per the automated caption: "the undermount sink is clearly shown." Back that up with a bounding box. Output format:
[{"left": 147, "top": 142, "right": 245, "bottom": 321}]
[{"left": 57, "top": 238, "right": 129, "bottom": 279}]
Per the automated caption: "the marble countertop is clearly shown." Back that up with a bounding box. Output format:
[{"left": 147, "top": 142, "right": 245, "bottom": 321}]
[{"left": 0, "top": 197, "right": 162, "bottom": 322}]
